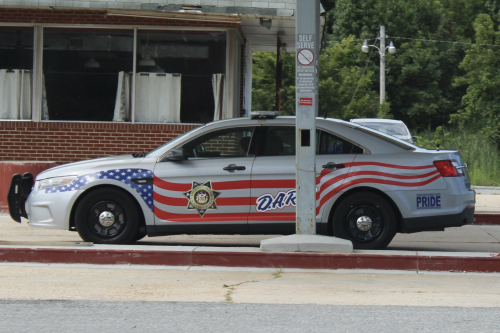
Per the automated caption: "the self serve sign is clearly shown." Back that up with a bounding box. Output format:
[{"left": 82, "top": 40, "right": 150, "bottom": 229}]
[{"left": 417, "top": 193, "right": 441, "bottom": 209}]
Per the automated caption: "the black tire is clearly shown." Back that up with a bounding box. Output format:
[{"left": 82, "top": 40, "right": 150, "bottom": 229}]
[
  {"left": 132, "top": 230, "right": 147, "bottom": 242},
  {"left": 331, "top": 192, "right": 397, "bottom": 249},
  {"left": 75, "top": 188, "right": 140, "bottom": 244}
]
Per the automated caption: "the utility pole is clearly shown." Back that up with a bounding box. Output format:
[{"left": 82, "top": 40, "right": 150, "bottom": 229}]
[
  {"left": 260, "top": 0, "right": 353, "bottom": 253},
  {"left": 361, "top": 26, "right": 396, "bottom": 104},
  {"left": 294, "top": 0, "right": 320, "bottom": 235},
  {"left": 379, "top": 26, "right": 385, "bottom": 104},
  {"left": 275, "top": 32, "right": 284, "bottom": 112}
]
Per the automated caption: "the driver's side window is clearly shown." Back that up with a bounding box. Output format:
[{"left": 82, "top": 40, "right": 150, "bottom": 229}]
[{"left": 183, "top": 127, "right": 255, "bottom": 159}]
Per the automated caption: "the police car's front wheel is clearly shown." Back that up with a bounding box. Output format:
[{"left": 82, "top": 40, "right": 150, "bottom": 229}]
[
  {"left": 332, "top": 192, "right": 397, "bottom": 249},
  {"left": 75, "top": 188, "right": 141, "bottom": 244}
]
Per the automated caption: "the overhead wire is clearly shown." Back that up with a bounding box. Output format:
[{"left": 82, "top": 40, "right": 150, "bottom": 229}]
[
  {"left": 336, "top": 34, "right": 499, "bottom": 117},
  {"left": 343, "top": 36, "right": 378, "bottom": 118}
]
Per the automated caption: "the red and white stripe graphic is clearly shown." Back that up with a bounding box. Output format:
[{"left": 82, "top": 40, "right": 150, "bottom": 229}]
[
  {"left": 153, "top": 162, "right": 442, "bottom": 222},
  {"left": 315, "top": 161, "right": 442, "bottom": 215}
]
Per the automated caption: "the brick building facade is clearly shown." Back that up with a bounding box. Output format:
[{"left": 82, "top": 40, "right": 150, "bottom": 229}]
[{"left": 0, "top": 1, "right": 301, "bottom": 164}]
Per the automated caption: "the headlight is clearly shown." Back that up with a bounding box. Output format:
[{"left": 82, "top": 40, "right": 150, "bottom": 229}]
[{"left": 38, "top": 176, "right": 78, "bottom": 190}]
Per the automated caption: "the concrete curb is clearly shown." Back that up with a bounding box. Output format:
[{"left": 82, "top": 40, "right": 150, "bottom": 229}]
[
  {"left": 474, "top": 214, "right": 500, "bottom": 225},
  {"left": 0, "top": 245, "right": 499, "bottom": 273}
]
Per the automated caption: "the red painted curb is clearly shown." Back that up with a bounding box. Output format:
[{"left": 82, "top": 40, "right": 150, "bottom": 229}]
[
  {"left": 1, "top": 247, "right": 499, "bottom": 273},
  {"left": 474, "top": 214, "right": 500, "bottom": 225}
]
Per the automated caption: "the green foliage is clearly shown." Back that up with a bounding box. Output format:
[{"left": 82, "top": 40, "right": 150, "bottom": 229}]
[
  {"left": 318, "top": 36, "right": 380, "bottom": 119},
  {"left": 414, "top": 127, "right": 500, "bottom": 186},
  {"left": 252, "top": 0, "right": 500, "bottom": 156},
  {"left": 452, "top": 13, "right": 500, "bottom": 145},
  {"left": 327, "top": 0, "right": 488, "bottom": 130},
  {"left": 252, "top": 37, "right": 381, "bottom": 118},
  {"left": 251, "top": 52, "right": 296, "bottom": 114}
]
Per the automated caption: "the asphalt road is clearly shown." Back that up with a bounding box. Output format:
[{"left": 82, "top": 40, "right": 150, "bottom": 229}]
[{"left": 0, "top": 300, "right": 499, "bottom": 333}]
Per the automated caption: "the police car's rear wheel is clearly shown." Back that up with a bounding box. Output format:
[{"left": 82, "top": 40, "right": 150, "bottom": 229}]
[
  {"left": 332, "top": 192, "right": 397, "bottom": 249},
  {"left": 75, "top": 188, "right": 140, "bottom": 244}
]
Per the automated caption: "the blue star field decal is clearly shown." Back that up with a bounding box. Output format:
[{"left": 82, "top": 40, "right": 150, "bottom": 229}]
[{"left": 44, "top": 168, "right": 154, "bottom": 211}]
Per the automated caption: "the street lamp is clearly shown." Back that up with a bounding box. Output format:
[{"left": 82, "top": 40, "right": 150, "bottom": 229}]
[{"left": 361, "top": 26, "right": 396, "bottom": 104}]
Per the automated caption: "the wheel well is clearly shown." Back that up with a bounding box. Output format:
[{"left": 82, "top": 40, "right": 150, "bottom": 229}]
[
  {"left": 325, "top": 186, "right": 403, "bottom": 235},
  {"left": 69, "top": 185, "right": 146, "bottom": 232}
]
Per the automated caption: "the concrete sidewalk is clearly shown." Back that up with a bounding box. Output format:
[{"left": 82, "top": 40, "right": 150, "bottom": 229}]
[{"left": 0, "top": 192, "right": 498, "bottom": 274}]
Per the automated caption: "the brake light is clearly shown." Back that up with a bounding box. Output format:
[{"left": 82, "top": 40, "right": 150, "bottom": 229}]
[{"left": 433, "top": 160, "right": 459, "bottom": 177}]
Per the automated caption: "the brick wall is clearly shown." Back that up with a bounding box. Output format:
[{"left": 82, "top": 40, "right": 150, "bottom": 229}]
[{"left": 0, "top": 121, "right": 200, "bottom": 164}]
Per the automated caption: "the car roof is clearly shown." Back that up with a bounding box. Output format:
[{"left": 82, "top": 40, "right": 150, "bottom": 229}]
[{"left": 350, "top": 118, "right": 404, "bottom": 124}]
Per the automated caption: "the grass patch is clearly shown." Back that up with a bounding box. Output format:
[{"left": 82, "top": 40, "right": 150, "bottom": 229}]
[
  {"left": 272, "top": 268, "right": 283, "bottom": 279},
  {"left": 413, "top": 127, "right": 500, "bottom": 186}
]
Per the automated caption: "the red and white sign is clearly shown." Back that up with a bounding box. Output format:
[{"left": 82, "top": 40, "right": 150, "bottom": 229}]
[
  {"left": 297, "top": 49, "right": 314, "bottom": 66},
  {"left": 299, "top": 98, "right": 313, "bottom": 106}
]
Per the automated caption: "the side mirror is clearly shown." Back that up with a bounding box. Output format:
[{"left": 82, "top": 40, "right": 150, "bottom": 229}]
[
  {"left": 412, "top": 136, "right": 418, "bottom": 143},
  {"left": 165, "top": 148, "right": 186, "bottom": 161}
]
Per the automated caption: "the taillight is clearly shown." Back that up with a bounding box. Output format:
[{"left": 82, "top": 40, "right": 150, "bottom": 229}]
[{"left": 433, "top": 160, "right": 460, "bottom": 177}]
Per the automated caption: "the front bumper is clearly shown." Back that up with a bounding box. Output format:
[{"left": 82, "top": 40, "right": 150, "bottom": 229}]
[
  {"left": 25, "top": 184, "right": 78, "bottom": 229},
  {"left": 401, "top": 205, "right": 475, "bottom": 233}
]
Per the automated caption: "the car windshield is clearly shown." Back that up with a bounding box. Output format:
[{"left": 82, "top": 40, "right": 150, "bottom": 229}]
[
  {"left": 356, "top": 122, "right": 409, "bottom": 136},
  {"left": 145, "top": 126, "right": 202, "bottom": 157}
]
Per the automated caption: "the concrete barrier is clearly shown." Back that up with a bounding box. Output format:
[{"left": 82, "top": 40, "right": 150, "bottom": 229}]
[
  {"left": 474, "top": 214, "right": 500, "bottom": 225},
  {"left": 0, "top": 161, "right": 57, "bottom": 214}
]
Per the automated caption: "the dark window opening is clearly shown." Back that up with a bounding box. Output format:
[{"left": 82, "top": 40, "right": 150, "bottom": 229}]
[
  {"left": 43, "top": 28, "right": 134, "bottom": 121},
  {"left": 0, "top": 27, "right": 34, "bottom": 120}
]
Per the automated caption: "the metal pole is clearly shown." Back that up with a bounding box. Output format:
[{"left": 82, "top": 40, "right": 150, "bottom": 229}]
[
  {"left": 379, "top": 25, "right": 385, "bottom": 104},
  {"left": 276, "top": 32, "right": 283, "bottom": 112},
  {"left": 295, "top": 0, "right": 320, "bottom": 235}
]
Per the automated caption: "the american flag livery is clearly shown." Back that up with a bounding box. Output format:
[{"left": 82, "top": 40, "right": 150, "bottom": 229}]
[
  {"left": 45, "top": 168, "right": 154, "bottom": 211},
  {"left": 152, "top": 161, "right": 442, "bottom": 222},
  {"left": 315, "top": 161, "right": 442, "bottom": 215},
  {"left": 45, "top": 163, "right": 443, "bottom": 221}
]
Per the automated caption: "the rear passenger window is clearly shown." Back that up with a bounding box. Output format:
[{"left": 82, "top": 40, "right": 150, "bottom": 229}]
[
  {"left": 318, "top": 131, "right": 363, "bottom": 155},
  {"left": 260, "top": 126, "right": 296, "bottom": 156},
  {"left": 257, "top": 127, "right": 363, "bottom": 156}
]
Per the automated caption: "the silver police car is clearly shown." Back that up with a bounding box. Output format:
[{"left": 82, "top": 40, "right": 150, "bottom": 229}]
[{"left": 9, "top": 113, "right": 475, "bottom": 249}]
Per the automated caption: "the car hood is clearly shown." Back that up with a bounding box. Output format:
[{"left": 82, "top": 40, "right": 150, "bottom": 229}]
[{"left": 35, "top": 154, "right": 144, "bottom": 180}]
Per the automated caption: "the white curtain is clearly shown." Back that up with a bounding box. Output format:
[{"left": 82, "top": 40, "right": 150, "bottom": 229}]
[
  {"left": 212, "top": 73, "right": 224, "bottom": 121},
  {"left": 42, "top": 74, "right": 50, "bottom": 120},
  {"left": 0, "top": 69, "right": 32, "bottom": 120},
  {"left": 135, "top": 73, "right": 181, "bottom": 123},
  {"left": 113, "top": 71, "right": 131, "bottom": 122}
]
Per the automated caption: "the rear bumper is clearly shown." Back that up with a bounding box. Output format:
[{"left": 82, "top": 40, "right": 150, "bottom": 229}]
[{"left": 400, "top": 206, "right": 475, "bottom": 233}]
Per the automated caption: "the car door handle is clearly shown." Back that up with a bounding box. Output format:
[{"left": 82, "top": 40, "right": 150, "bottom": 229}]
[
  {"left": 223, "top": 164, "right": 246, "bottom": 171},
  {"left": 322, "top": 162, "right": 345, "bottom": 169}
]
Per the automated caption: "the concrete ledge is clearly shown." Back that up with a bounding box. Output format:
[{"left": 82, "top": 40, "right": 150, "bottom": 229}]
[
  {"left": 0, "top": 161, "right": 57, "bottom": 214},
  {"left": 260, "top": 234, "right": 353, "bottom": 253},
  {"left": 474, "top": 214, "right": 500, "bottom": 225},
  {"left": 0, "top": 245, "right": 499, "bottom": 273}
]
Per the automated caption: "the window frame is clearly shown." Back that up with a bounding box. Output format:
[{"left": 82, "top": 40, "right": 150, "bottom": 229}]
[
  {"left": 181, "top": 126, "right": 256, "bottom": 160},
  {"left": 0, "top": 22, "right": 235, "bottom": 125},
  {"left": 254, "top": 125, "right": 368, "bottom": 157}
]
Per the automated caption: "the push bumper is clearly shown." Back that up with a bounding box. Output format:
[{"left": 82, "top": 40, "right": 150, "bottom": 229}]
[
  {"left": 7, "top": 173, "right": 33, "bottom": 222},
  {"left": 401, "top": 206, "right": 475, "bottom": 233}
]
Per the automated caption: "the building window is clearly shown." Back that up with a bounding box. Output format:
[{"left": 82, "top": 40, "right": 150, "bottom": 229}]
[
  {"left": 43, "top": 28, "right": 134, "bottom": 121},
  {"left": 0, "top": 27, "right": 34, "bottom": 120},
  {"left": 136, "top": 30, "right": 226, "bottom": 124},
  {"left": 0, "top": 26, "right": 230, "bottom": 124}
]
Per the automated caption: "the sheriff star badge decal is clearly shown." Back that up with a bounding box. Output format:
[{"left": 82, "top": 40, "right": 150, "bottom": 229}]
[{"left": 183, "top": 181, "right": 221, "bottom": 217}]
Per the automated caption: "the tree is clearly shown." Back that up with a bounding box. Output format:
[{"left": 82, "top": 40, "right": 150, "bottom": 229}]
[
  {"left": 252, "top": 37, "right": 381, "bottom": 119},
  {"left": 452, "top": 13, "right": 500, "bottom": 144},
  {"left": 329, "top": 0, "right": 469, "bottom": 130},
  {"left": 319, "top": 36, "right": 380, "bottom": 119}
]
